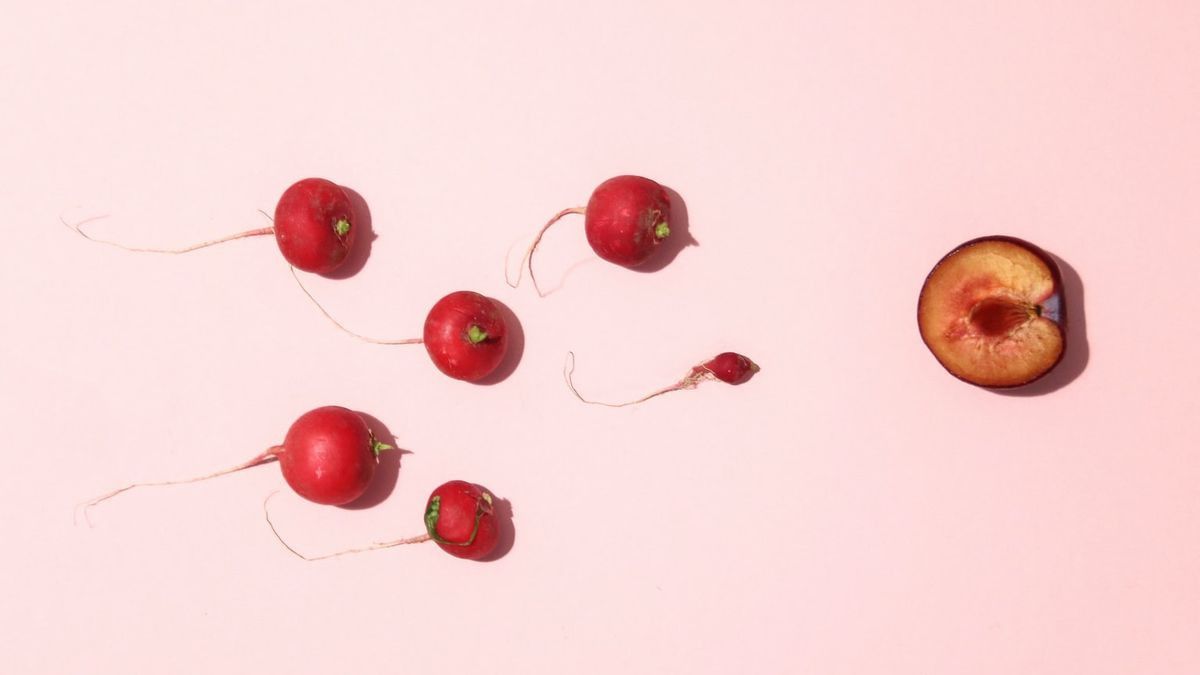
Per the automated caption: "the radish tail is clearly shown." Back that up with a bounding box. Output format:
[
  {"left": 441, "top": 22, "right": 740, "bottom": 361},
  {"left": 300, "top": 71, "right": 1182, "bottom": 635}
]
[
  {"left": 77, "top": 446, "right": 282, "bottom": 526},
  {"left": 505, "top": 207, "right": 585, "bottom": 296},
  {"left": 63, "top": 215, "right": 273, "bottom": 254},
  {"left": 288, "top": 266, "right": 423, "bottom": 345},
  {"left": 563, "top": 352, "right": 701, "bottom": 408},
  {"left": 263, "top": 492, "right": 432, "bottom": 561}
]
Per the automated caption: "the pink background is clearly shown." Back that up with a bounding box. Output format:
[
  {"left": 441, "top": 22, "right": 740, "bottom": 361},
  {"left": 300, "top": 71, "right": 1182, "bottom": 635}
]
[{"left": 3, "top": 1, "right": 1199, "bottom": 673}]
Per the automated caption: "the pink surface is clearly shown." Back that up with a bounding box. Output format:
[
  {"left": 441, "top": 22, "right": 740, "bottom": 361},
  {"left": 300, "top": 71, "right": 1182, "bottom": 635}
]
[{"left": 3, "top": 2, "right": 1199, "bottom": 673}]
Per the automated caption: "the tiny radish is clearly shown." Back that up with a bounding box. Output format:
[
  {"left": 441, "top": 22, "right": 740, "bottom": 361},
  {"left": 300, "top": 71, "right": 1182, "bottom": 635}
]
[
  {"left": 79, "top": 406, "right": 392, "bottom": 523},
  {"left": 265, "top": 480, "right": 501, "bottom": 562},
  {"left": 510, "top": 175, "right": 673, "bottom": 295},
  {"left": 64, "top": 177, "right": 359, "bottom": 275},
  {"left": 565, "top": 351, "right": 759, "bottom": 407}
]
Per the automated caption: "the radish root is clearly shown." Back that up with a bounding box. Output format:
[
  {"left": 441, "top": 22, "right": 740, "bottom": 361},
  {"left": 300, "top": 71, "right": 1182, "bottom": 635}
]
[
  {"left": 288, "top": 266, "right": 423, "bottom": 345},
  {"left": 76, "top": 446, "right": 282, "bottom": 527},
  {"left": 62, "top": 215, "right": 274, "bottom": 254},
  {"left": 506, "top": 206, "right": 586, "bottom": 297},
  {"left": 263, "top": 491, "right": 432, "bottom": 561},
  {"left": 563, "top": 351, "right": 709, "bottom": 408}
]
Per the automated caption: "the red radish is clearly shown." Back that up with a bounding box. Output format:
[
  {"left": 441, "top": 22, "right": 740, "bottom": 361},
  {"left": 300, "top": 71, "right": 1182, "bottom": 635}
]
[
  {"left": 565, "top": 351, "right": 759, "bottom": 407},
  {"left": 64, "top": 177, "right": 358, "bottom": 275},
  {"left": 265, "top": 480, "right": 501, "bottom": 562},
  {"left": 423, "top": 480, "right": 499, "bottom": 560},
  {"left": 510, "top": 175, "right": 673, "bottom": 295},
  {"left": 276, "top": 406, "right": 383, "bottom": 505},
  {"left": 292, "top": 279, "right": 510, "bottom": 383},
  {"left": 273, "top": 178, "right": 356, "bottom": 274},
  {"left": 79, "top": 406, "right": 392, "bottom": 521},
  {"left": 424, "top": 291, "right": 509, "bottom": 382}
]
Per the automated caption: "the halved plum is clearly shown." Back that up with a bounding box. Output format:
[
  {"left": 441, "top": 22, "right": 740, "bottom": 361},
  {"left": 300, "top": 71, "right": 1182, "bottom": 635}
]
[{"left": 917, "top": 236, "right": 1066, "bottom": 388}]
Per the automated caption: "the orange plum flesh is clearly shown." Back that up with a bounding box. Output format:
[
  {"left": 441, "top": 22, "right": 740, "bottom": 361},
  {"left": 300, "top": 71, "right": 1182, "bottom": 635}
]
[{"left": 918, "top": 237, "right": 1065, "bottom": 388}]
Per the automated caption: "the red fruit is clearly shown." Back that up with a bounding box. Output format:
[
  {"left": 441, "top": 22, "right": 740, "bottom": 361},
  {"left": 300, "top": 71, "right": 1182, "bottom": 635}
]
[
  {"left": 423, "top": 291, "right": 508, "bottom": 382},
  {"left": 424, "top": 480, "right": 498, "bottom": 561},
  {"left": 917, "top": 236, "right": 1066, "bottom": 388},
  {"left": 274, "top": 178, "right": 356, "bottom": 274},
  {"left": 277, "top": 406, "right": 382, "bottom": 506},
  {"left": 584, "top": 175, "right": 672, "bottom": 267}
]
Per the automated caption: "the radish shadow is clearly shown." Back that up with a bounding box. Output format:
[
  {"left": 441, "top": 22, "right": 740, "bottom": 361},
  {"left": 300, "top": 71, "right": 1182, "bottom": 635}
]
[
  {"left": 341, "top": 411, "right": 410, "bottom": 510},
  {"left": 321, "top": 185, "right": 376, "bottom": 280},
  {"left": 994, "top": 251, "right": 1088, "bottom": 396},
  {"left": 475, "top": 298, "right": 525, "bottom": 385},
  {"left": 631, "top": 185, "right": 697, "bottom": 273},
  {"left": 479, "top": 495, "right": 515, "bottom": 562}
]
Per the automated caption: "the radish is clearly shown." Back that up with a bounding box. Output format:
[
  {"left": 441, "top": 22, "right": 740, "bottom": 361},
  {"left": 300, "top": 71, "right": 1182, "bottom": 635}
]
[
  {"left": 423, "top": 480, "right": 499, "bottom": 560},
  {"left": 65, "top": 177, "right": 357, "bottom": 275},
  {"left": 510, "top": 175, "right": 672, "bottom": 295},
  {"left": 272, "top": 178, "right": 356, "bottom": 274},
  {"left": 423, "top": 291, "right": 509, "bottom": 382},
  {"left": 565, "top": 351, "right": 759, "bottom": 407},
  {"left": 80, "top": 406, "right": 392, "bottom": 521},
  {"left": 293, "top": 281, "right": 511, "bottom": 383},
  {"left": 265, "top": 480, "right": 501, "bottom": 562}
]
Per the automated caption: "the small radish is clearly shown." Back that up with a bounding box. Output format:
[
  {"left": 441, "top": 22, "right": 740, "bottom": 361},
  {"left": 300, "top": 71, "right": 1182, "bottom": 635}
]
[
  {"left": 293, "top": 280, "right": 511, "bottom": 383},
  {"left": 510, "top": 175, "right": 672, "bottom": 295},
  {"left": 265, "top": 480, "right": 501, "bottom": 562},
  {"left": 565, "top": 351, "right": 759, "bottom": 407},
  {"left": 65, "top": 177, "right": 358, "bottom": 275},
  {"left": 423, "top": 480, "right": 499, "bottom": 560},
  {"left": 80, "top": 406, "right": 392, "bottom": 521}
]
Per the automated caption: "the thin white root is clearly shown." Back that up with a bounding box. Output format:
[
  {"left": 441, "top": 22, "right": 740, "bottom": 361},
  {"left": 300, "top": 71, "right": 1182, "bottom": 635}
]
[
  {"left": 288, "top": 266, "right": 422, "bottom": 345},
  {"left": 75, "top": 447, "right": 281, "bottom": 527},
  {"left": 62, "top": 215, "right": 273, "bottom": 254},
  {"left": 263, "top": 492, "right": 432, "bottom": 561},
  {"left": 562, "top": 351, "right": 706, "bottom": 408},
  {"left": 505, "top": 207, "right": 586, "bottom": 296}
]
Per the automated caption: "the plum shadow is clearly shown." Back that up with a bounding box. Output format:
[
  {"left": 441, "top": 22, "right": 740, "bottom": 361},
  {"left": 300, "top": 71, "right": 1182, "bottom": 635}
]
[
  {"left": 340, "top": 411, "right": 411, "bottom": 510},
  {"left": 321, "top": 185, "right": 377, "bottom": 280},
  {"left": 474, "top": 298, "right": 525, "bottom": 386},
  {"left": 994, "top": 251, "right": 1088, "bottom": 396},
  {"left": 479, "top": 495, "right": 516, "bottom": 562},
  {"left": 631, "top": 185, "right": 698, "bottom": 274}
]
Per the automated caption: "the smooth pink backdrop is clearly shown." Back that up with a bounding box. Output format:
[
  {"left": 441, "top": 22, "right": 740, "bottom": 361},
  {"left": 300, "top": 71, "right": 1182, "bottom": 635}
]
[{"left": 3, "top": 1, "right": 1199, "bottom": 673}]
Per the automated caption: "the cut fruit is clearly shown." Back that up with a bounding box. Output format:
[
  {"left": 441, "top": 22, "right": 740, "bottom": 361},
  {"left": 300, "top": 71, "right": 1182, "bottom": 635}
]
[{"left": 917, "top": 236, "right": 1066, "bottom": 388}]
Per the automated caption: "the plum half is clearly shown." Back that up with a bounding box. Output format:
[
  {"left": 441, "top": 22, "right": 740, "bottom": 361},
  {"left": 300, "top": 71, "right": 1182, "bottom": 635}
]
[{"left": 917, "top": 236, "right": 1066, "bottom": 388}]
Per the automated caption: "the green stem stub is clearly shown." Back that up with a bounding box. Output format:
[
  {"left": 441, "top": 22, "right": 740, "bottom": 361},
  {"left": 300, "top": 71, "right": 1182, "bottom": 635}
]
[
  {"left": 371, "top": 440, "right": 394, "bottom": 457},
  {"left": 424, "top": 492, "right": 494, "bottom": 547},
  {"left": 654, "top": 221, "right": 671, "bottom": 239},
  {"left": 333, "top": 218, "right": 352, "bottom": 236},
  {"left": 466, "top": 325, "right": 488, "bottom": 344}
]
